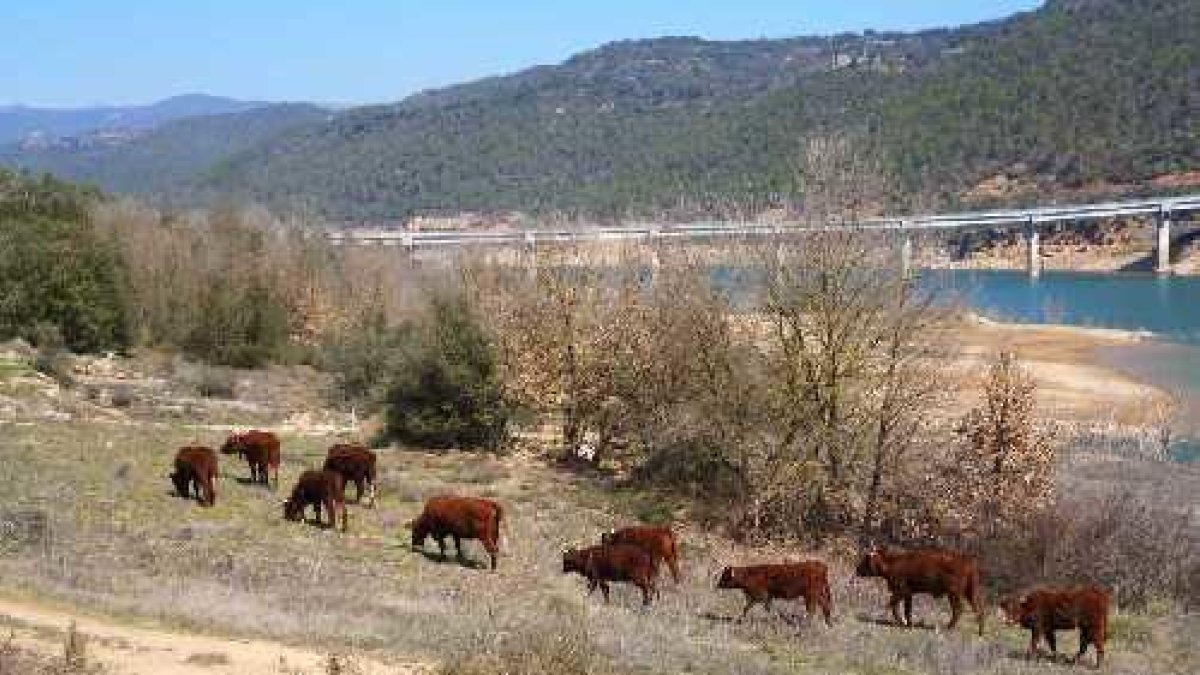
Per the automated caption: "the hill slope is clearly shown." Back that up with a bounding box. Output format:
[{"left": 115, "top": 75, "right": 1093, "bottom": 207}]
[
  {"left": 203, "top": 0, "right": 1199, "bottom": 219},
  {"left": 4, "top": 0, "right": 1197, "bottom": 219}
]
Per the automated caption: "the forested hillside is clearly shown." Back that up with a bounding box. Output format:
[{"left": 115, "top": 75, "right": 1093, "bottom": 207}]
[{"left": 3, "top": 0, "right": 1196, "bottom": 219}]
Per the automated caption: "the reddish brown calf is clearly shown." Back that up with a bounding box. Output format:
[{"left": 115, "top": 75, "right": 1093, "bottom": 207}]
[
  {"left": 563, "top": 543, "right": 659, "bottom": 606},
  {"left": 171, "top": 446, "right": 218, "bottom": 507},
  {"left": 323, "top": 443, "right": 377, "bottom": 507},
  {"left": 601, "top": 525, "right": 681, "bottom": 583},
  {"left": 221, "top": 430, "right": 280, "bottom": 488},
  {"left": 1001, "top": 586, "right": 1111, "bottom": 669},
  {"left": 283, "top": 469, "right": 348, "bottom": 532},
  {"left": 411, "top": 496, "right": 503, "bottom": 570},
  {"left": 856, "top": 546, "right": 985, "bottom": 635},
  {"left": 717, "top": 561, "right": 833, "bottom": 625}
]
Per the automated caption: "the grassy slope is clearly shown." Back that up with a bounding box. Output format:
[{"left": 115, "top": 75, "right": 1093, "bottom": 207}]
[{"left": 0, "top": 361, "right": 1196, "bottom": 675}]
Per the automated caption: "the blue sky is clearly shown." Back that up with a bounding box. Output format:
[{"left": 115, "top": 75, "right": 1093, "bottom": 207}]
[{"left": 4, "top": 1, "right": 1042, "bottom": 108}]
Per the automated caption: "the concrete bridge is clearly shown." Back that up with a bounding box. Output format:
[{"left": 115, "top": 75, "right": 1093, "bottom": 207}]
[{"left": 327, "top": 193, "right": 1200, "bottom": 277}]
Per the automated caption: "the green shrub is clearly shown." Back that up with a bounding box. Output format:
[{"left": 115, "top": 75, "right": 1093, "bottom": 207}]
[
  {"left": 322, "top": 312, "right": 416, "bottom": 409},
  {"left": 183, "top": 280, "right": 292, "bottom": 368},
  {"left": 0, "top": 215, "right": 130, "bottom": 353},
  {"left": 383, "top": 292, "right": 510, "bottom": 451}
]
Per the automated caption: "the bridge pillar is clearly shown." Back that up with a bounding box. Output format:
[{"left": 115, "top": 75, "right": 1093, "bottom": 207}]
[
  {"left": 1156, "top": 212, "right": 1172, "bottom": 275},
  {"left": 523, "top": 231, "right": 537, "bottom": 281},
  {"left": 898, "top": 222, "right": 913, "bottom": 280},
  {"left": 403, "top": 233, "right": 416, "bottom": 267},
  {"left": 1026, "top": 219, "right": 1041, "bottom": 278},
  {"left": 647, "top": 227, "right": 662, "bottom": 285}
]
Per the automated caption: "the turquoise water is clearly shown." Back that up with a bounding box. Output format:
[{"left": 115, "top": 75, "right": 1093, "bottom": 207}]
[
  {"left": 920, "top": 270, "right": 1200, "bottom": 460},
  {"left": 920, "top": 270, "right": 1200, "bottom": 344}
]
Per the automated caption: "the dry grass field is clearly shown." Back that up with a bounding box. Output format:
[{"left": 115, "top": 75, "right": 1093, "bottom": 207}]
[{"left": 0, "top": 349, "right": 1197, "bottom": 675}]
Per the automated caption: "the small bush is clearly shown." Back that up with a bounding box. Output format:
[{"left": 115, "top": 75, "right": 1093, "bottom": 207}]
[
  {"left": 194, "top": 367, "right": 237, "bottom": 399},
  {"left": 383, "top": 292, "right": 510, "bottom": 451},
  {"left": 440, "top": 622, "right": 611, "bottom": 675},
  {"left": 322, "top": 313, "right": 415, "bottom": 409},
  {"left": 108, "top": 386, "right": 134, "bottom": 408}
]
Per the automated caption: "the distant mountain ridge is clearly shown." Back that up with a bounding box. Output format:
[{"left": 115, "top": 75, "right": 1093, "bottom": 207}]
[
  {"left": 0, "top": 103, "right": 330, "bottom": 198},
  {"left": 0, "top": 94, "right": 274, "bottom": 145},
  {"left": 2, "top": 0, "right": 1197, "bottom": 219}
]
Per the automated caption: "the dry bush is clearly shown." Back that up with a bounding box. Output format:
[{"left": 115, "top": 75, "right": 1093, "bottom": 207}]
[
  {"left": 985, "top": 490, "right": 1200, "bottom": 609},
  {"left": 939, "top": 351, "right": 1057, "bottom": 540},
  {"left": 91, "top": 199, "right": 417, "bottom": 368}
]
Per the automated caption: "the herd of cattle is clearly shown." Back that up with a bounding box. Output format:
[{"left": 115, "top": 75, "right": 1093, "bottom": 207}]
[{"left": 170, "top": 430, "right": 1113, "bottom": 669}]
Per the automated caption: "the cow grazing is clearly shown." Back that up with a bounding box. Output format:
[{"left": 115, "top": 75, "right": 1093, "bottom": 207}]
[
  {"left": 283, "top": 470, "right": 348, "bottom": 531},
  {"left": 856, "top": 546, "right": 985, "bottom": 635},
  {"left": 1000, "top": 586, "right": 1111, "bottom": 668},
  {"left": 717, "top": 562, "right": 833, "bottom": 625},
  {"left": 411, "top": 496, "right": 503, "bottom": 570},
  {"left": 171, "top": 446, "right": 218, "bottom": 507},
  {"left": 323, "top": 443, "right": 377, "bottom": 507},
  {"left": 562, "top": 543, "right": 659, "bottom": 606},
  {"left": 220, "top": 430, "right": 281, "bottom": 488},
  {"left": 601, "top": 525, "right": 681, "bottom": 583}
]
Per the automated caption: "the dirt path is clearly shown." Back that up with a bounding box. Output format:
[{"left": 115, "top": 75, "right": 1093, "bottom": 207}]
[{"left": 0, "top": 595, "right": 428, "bottom": 675}]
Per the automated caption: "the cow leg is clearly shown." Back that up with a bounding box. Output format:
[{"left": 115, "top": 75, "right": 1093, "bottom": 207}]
[
  {"left": 903, "top": 595, "right": 915, "bottom": 627},
  {"left": 668, "top": 557, "right": 680, "bottom": 584},
  {"left": 482, "top": 537, "right": 498, "bottom": 571},
  {"left": 599, "top": 582, "right": 611, "bottom": 603},
  {"left": 436, "top": 536, "right": 448, "bottom": 560},
  {"left": 820, "top": 591, "right": 834, "bottom": 626},
  {"left": 947, "top": 593, "right": 964, "bottom": 631},
  {"left": 804, "top": 594, "right": 819, "bottom": 624},
  {"left": 888, "top": 594, "right": 905, "bottom": 627},
  {"left": 1045, "top": 630, "right": 1058, "bottom": 660},
  {"left": 313, "top": 502, "right": 323, "bottom": 526},
  {"left": 1028, "top": 628, "right": 1041, "bottom": 661},
  {"left": 586, "top": 579, "right": 598, "bottom": 596},
  {"left": 739, "top": 596, "right": 758, "bottom": 621},
  {"left": 452, "top": 534, "right": 467, "bottom": 565},
  {"left": 1072, "top": 628, "right": 1090, "bottom": 666},
  {"left": 640, "top": 581, "right": 653, "bottom": 607}
]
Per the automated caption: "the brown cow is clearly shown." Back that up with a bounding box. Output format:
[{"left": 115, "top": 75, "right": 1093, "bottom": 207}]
[
  {"left": 283, "top": 470, "right": 348, "bottom": 531},
  {"left": 1000, "top": 586, "right": 1111, "bottom": 668},
  {"left": 717, "top": 562, "right": 833, "bottom": 625},
  {"left": 411, "top": 496, "right": 503, "bottom": 570},
  {"left": 220, "top": 430, "right": 280, "bottom": 488},
  {"left": 562, "top": 543, "right": 659, "bottom": 606},
  {"left": 171, "top": 446, "right": 217, "bottom": 507},
  {"left": 856, "top": 546, "right": 985, "bottom": 635},
  {"left": 323, "top": 443, "right": 377, "bottom": 507},
  {"left": 601, "top": 525, "right": 681, "bottom": 583}
]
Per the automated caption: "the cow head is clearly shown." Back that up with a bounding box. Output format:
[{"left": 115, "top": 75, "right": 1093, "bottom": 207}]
[
  {"left": 169, "top": 470, "right": 189, "bottom": 497},
  {"left": 716, "top": 566, "right": 739, "bottom": 589},
  {"left": 998, "top": 595, "right": 1030, "bottom": 627},
  {"left": 410, "top": 515, "right": 428, "bottom": 548},
  {"left": 282, "top": 498, "right": 303, "bottom": 522},
  {"left": 219, "top": 434, "right": 243, "bottom": 455},
  {"left": 562, "top": 547, "right": 586, "bottom": 575},
  {"left": 855, "top": 549, "right": 887, "bottom": 578}
]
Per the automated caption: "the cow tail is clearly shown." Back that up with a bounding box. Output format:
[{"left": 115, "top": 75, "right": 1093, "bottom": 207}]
[
  {"left": 969, "top": 562, "right": 985, "bottom": 635},
  {"left": 491, "top": 501, "right": 504, "bottom": 544}
]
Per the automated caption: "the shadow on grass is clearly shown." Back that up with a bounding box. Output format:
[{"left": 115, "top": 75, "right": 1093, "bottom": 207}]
[
  {"left": 855, "top": 613, "right": 938, "bottom": 631},
  {"left": 414, "top": 546, "right": 489, "bottom": 570}
]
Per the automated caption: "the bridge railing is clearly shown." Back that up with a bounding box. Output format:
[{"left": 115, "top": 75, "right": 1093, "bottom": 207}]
[{"left": 326, "top": 192, "right": 1200, "bottom": 248}]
